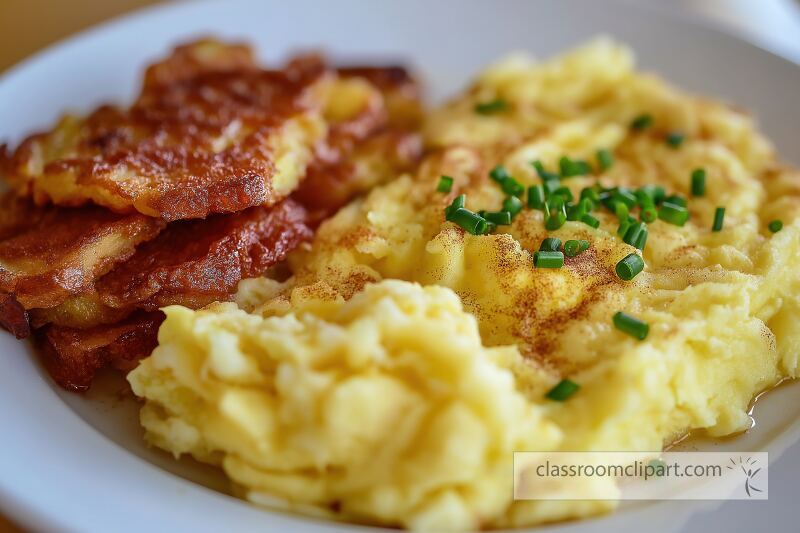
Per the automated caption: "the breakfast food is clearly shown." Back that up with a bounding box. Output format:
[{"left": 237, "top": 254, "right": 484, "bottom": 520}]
[
  {"left": 0, "top": 38, "right": 424, "bottom": 391},
  {"left": 129, "top": 39, "right": 800, "bottom": 530},
  {"left": 0, "top": 41, "right": 327, "bottom": 220}
]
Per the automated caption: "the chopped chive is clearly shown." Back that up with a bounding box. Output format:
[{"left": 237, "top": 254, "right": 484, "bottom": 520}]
[
  {"left": 768, "top": 220, "right": 783, "bottom": 233},
  {"left": 564, "top": 239, "right": 589, "bottom": 257},
  {"left": 615, "top": 253, "right": 645, "bottom": 281},
  {"left": 559, "top": 156, "right": 591, "bottom": 178},
  {"left": 631, "top": 113, "right": 654, "bottom": 130},
  {"left": 437, "top": 175, "right": 454, "bottom": 193},
  {"left": 553, "top": 186, "right": 574, "bottom": 202},
  {"left": 664, "top": 194, "right": 687, "bottom": 208},
  {"left": 528, "top": 185, "right": 546, "bottom": 209},
  {"left": 597, "top": 149, "right": 614, "bottom": 171},
  {"left": 658, "top": 202, "right": 690, "bottom": 226},
  {"left": 581, "top": 213, "right": 600, "bottom": 229},
  {"left": 613, "top": 311, "right": 649, "bottom": 340},
  {"left": 623, "top": 222, "right": 647, "bottom": 248},
  {"left": 579, "top": 197, "right": 594, "bottom": 214},
  {"left": 503, "top": 196, "right": 524, "bottom": 217},
  {"left": 444, "top": 194, "right": 466, "bottom": 219},
  {"left": 545, "top": 211, "right": 567, "bottom": 230},
  {"left": 617, "top": 216, "right": 636, "bottom": 237},
  {"left": 633, "top": 229, "right": 648, "bottom": 251},
  {"left": 637, "top": 185, "right": 666, "bottom": 205},
  {"left": 545, "top": 378, "right": 580, "bottom": 401},
  {"left": 449, "top": 208, "right": 487, "bottom": 235},
  {"left": 640, "top": 205, "right": 658, "bottom": 223},
  {"left": 580, "top": 186, "right": 600, "bottom": 206},
  {"left": 484, "top": 221, "right": 496, "bottom": 234},
  {"left": 484, "top": 211, "right": 512, "bottom": 225},
  {"left": 534, "top": 250, "right": 565, "bottom": 268},
  {"left": 543, "top": 178, "right": 561, "bottom": 196},
  {"left": 666, "top": 132, "right": 685, "bottom": 148},
  {"left": 548, "top": 195, "right": 566, "bottom": 212},
  {"left": 489, "top": 165, "right": 510, "bottom": 183},
  {"left": 614, "top": 201, "right": 629, "bottom": 220},
  {"left": 712, "top": 207, "right": 725, "bottom": 232},
  {"left": 539, "top": 237, "right": 562, "bottom": 252},
  {"left": 612, "top": 188, "right": 639, "bottom": 209},
  {"left": 532, "top": 160, "right": 560, "bottom": 181},
  {"left": 502, "top": 177, "right": 525, "bottom": 197},
  {"left": 475, "top": 98, "right": 508, "bottom": 115},
  {"left": 566, "top": 203, "right": 583, "bottom": 221},
  {"left": 691, "top": 168, "right": 706, "bottom": 197}
]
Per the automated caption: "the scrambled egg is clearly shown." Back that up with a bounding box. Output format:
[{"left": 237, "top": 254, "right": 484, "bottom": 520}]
[{"left": 129, "top": 39, "right": 800, "bottom": 530}]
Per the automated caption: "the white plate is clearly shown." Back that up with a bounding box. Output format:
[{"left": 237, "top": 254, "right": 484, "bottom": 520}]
[{"left": 1, "top": 1, "right": 799, "bottom": 531}]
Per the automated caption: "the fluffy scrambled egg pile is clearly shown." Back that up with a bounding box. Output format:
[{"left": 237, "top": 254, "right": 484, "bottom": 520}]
[{"left": 129, "top": 40, "right": 800, "bottom": 530}]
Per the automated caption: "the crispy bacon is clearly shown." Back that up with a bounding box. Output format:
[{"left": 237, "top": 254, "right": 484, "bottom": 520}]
[
  {"left": 0, "top": 193, "right": 165, "bottom": 312},
  {"left": 1, "top": 40, "right": 327, "bottom": 221},
  {"left": 96, "top": 199, "right": 311, "bottom": 311},
  {"left": 36, "top": 311, "right": 164, "bottom": 392},
  {"left": 293, "top": 130, "right": 422, "bottom": 217}
]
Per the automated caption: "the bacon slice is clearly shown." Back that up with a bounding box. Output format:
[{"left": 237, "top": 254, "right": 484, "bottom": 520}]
[
  {"left": 0, "top": 193, "right": 165, "bottom": 312},
  {"left": 27, "top": 199, "right": 311, "bottom": 391},
  {"left": 95, "top": 198, "right": 312, "bottom": 311},
  {"left": 293, "top": 129, "right": 422, "bottom": 216},
  {"left": 36, "top": 311, "right": 164, "bottom": 392},
  {"left": 1, "top": 40, "right": 328, "bottom": 221}
]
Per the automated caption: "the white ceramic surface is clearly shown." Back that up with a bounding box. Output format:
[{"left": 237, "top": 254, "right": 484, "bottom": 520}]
[{"left": 1, "top": 1, "right": 799, "bottom": 532}]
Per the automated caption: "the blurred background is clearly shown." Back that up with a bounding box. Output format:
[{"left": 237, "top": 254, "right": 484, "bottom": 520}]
[
  {"left": 0, "top": 0, "right": 798, "bottom": 531},
  {"left": 0, "top": 0, "right": 799, "bottom": 73}
]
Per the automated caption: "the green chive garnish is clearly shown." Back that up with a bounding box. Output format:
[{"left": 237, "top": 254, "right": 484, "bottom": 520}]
[
  {"left": 545, "top": 211, "right": 567, "bottom": 230},
  {"left": 613, "top": 311, "right": 649, "bottom": 340},
  {"left": 614, "top": 201, "right": 630, "bottom": 220},
  {"left": 664, "top": 194, "right": 687, "bottom": 208},
  {"left": 543, "top": 179, "right": 561, "bottom": 196},
  {"left": 528, "top": 185, "right": 546, "bottom": 209},
  {"left": 631, "top": 114, "right": 654, "bottom": 130},
  {"left": 564, "top": 239, "right": 589, "bottom": 257},
  {"left": 444, "top": 194, "right": 466, "bottom": 219},
  {"left": 475, "top": 98, "right": 508, "bottom": 115},
  {"left": 437, "top": 175, "right": 454, "bottom": 193},
  {"left": 484, "top": 211, "right": 512, "bottom": 225},
  {"left": 580, "top": 186, "right": 600, "bottom": 206},
  {"left": 636, "top": 185, "right": 665, "bottom": 205},
  {"left": 489, "top": 165, "right": 510, "bottom": 183},
  {"left": 503, "top": 196, "right": 524, "bottom": 217},
  {"left": 502, "top": 177, "right": 525, "bottom": 197},
  {"left": 640, "top": 205, "right": 658, "bottom": 223},
  {"left": 691, "top": 168, "right": 706, "bottom": 197},
  {"left": 613, "top": 188, "right": 639, "bottom": 209},
  {"left": 712, "top": 207, "right": 725, "bottom": 232},
  {"left": 553, "top": 186, "right": 574, "bottom": 203},
  {"left": 633, "top": 229, "right": 648, "bottom": 251},
  {"left": 666, "top": 132, "right": 685, "bottom": 148},
  {"left": 539, "top": 237, "right": 562, "bottom": 252},
  {"left": 534, "top": 250, "right": 564, "bottom": 268},
  {"left": 597, "top": 149, "right": 614, "bottom": 171},
  {"left": 449, "top": 208, "right": 487, "bottom": 235},
  {"left": 658, "top": 202, "right": 689, "bottom": 226},
  {"left": 581, "top": 213, "right": 600, "bottom": 229},
  {"left": 559, "top": 156, "right": 591, "bottom": 178},
  {"left": 617, "top": 216, "right": 636, "bottom": 238},
  {"left": 615, "top": 253, "right": 645, "bottom": 281},
  {"left": 545, "top": 379, "right": 580, "bottom": 401},
  {"left": 623, "top": 222, "right": 648, "bottom": 249},
  {"left": 768, "top": 220, "right": 783, "bottom": 233}
]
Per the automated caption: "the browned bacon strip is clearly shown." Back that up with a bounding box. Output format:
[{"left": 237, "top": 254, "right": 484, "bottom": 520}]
[{"left": 36, "top": 311, "right": 165, "bottom": 392}]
